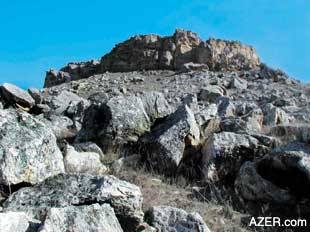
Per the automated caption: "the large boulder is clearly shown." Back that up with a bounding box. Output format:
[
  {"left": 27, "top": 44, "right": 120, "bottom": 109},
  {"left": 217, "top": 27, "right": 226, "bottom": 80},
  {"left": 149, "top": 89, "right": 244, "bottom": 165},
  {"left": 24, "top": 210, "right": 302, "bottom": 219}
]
[
  {"left": 38, "top": 204, "right": 123, "bottom": 232},
  {"left": 0, "top": 109, "right": 65, "bottom": 185},
  {"left": 201, "top": 132, "right": 263, "bottom": 182},
  {"left": 145, "top": 205, "right": 211, "bottom": 232},
  {"left": 256, "top": 142, "right": 310, "bottom": 198},
  {"left": 139, "top": 91, "right": 172, "bottom": 122},
  {"left": 0, "top": 83, "right": 35, "bottom": 108},
  {"left": 198, "top": 85, "right": 226, "bottom": 103},
  {"left": 3, "top": 173, "right": 143, "bottom": 232},
  {"left": 140, "top": 104, "right": 200, "bottom": 174},
  {"left": 263, "top": 103, "right": 291, "bottom": 126},
  {"left": 235, "top": 161, "right": 294, "bottom": 204},
  {"left": 98, "top": 95, "right": 151, "bottom": 150}
]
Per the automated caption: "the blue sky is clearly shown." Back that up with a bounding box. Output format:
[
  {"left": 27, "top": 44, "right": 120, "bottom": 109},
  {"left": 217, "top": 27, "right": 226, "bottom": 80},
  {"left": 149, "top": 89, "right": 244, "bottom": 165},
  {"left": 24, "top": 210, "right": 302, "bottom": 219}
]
[{"left": 0, "top": 0, "right": 309, "bottom": 89}]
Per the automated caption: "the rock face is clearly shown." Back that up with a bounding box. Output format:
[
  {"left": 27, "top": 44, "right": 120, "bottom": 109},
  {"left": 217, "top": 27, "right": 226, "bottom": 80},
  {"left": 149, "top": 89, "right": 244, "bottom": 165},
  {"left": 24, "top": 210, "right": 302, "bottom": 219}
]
[
  {"left": 145, "top": 205, "right": 211, "bottom": 232},
  {"left": 141, "top": 104, "right": 200, "bottom": 174},
  {"left": 0, "top": 109, "right": 64, "bottom": 185},
  {"left": 38, "top": 204, "right": 123, "bottom": 232},
  {"left": 1, "top": 83, "right": 35, "bottom": 108},
  {"left": 201, "top": 132, "right": 262, "bottom": 182},
  {"left": 3, "top": 173, "right": 143, "bottom": 232},
  {"left": 44, "top": 29, "right": 261, "bottom": 87}
]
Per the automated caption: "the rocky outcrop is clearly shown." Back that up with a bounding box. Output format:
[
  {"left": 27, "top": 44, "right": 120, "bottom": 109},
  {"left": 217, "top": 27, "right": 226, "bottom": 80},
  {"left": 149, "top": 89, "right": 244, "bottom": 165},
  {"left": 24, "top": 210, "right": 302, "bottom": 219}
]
[
  {"left": 38, "top": 204, "right": 123, "bottom": 232},
  {"left": 3, "top": 173, "right": 143, "bottom": 232},
  {"left": 0, "top": 108, "right": 64, "bottom": 186},
  {"left": 145, "top": 205, "right": 211, "bottom": 232},
  {"left": 44, "top": 29, "right": 261, "bottom": 87}
]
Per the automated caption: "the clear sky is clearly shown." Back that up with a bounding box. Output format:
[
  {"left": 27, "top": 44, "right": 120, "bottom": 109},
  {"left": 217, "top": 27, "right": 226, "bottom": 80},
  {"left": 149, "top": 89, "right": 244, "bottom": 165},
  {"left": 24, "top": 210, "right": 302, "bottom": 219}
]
[{"left": 0, "top": 0, "right": 309, "bottom": 89}]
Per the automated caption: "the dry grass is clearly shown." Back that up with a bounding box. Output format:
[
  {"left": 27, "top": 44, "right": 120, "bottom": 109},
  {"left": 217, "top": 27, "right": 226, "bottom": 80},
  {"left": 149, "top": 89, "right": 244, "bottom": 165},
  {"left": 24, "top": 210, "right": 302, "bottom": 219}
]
[{"left": 115, "top": 166, "right": 251, "bottom": 232}]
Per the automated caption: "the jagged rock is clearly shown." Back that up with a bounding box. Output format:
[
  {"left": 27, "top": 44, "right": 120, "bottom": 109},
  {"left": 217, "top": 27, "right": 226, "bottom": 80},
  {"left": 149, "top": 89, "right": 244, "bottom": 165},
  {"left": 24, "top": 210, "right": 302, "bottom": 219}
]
[
  {"left": 44, "top": 90, "right": 88, "bottom": 116},
  {"left": 230, "top": 77, "right": 248, "bottom": 89},
  {"left": 0, "top": 211, "right": 38, "bottom": 232},
  {"left": 44, "top": 69, "right": 72, "bottom": 88},
  {"left": 263, "top": 103, "right": 291, "bottom": 126},
  {"left": 139, "top": 91, "right": 172, "bottom": 122},
  {"left": 59, "top": 60, "right": 100, "bottom": 80},
  {"left": 73, "top": 141, "right": 104, "bottom": 160},
  {"left": 216, "top": 96, "right": 236, "bottom": 117},
  {"left": 38, "top": 204, "right": 123, "bottom": 232},
  {"left": 0, "top": 108, "right": 65, "bottom": 185},
  {"left": 98, "top": 95, "right": 151, "bottom": 149},
  {"left": 145, "top": 205, "right": 211, "bottom": 232},
  {"left": 64, "top": 145, "right": 107, "bottom": 175},
  {"left": 207, "top": 38, "right": 260, "bottom": 71},
  {"left": 140, "top": 104, "right": 200, "bottom": 174},
  {"left": 0, "top": 83, "right": 35, "bottom": 108},
  {"left": 257, "top": 142, "right": 310, "bottom": 198},
  {"left": 198, "top": 85, "right": 226, "bottom": 103},
  {"left": 3, "top": 173, "right": 143, "bottom": 232},
  {"left": 28, "top": 87, "right": 42, "bottom": 104},
  {"left": 201, "top": 132, "right": 262, "bottom": 182},
  {"left": 195, "top": 104, "right": 219, "bottom": 137},
  {"left": 235, "top": 161, "right": 294, "bottom": 203},
  {"left": 44, "top": 30, "right": 261, "bottom": 87}
]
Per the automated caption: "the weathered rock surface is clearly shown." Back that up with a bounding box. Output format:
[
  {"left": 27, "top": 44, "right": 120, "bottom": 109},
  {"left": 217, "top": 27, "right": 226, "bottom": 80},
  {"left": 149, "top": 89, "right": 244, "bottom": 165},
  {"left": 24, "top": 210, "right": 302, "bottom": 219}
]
[
  {"left": 45, "top": 29, "right": 261, "bottom": 87},
  {"left": 235, "top": 161, "right": 294, "bottom": 203},
  {"left": 0, "top": 109, "right": 65, "bottom": 185},
  {"left": 3, "top": 173, "right": 143, "bottom": 232},
  {"left": 64, "top": 145, "right": 107, "bottom": 175},
  {"left": 0, "top": 211, "right": 35, "bottom": 232},
  {"left": 141, "top": 104, "right": 200, "bottom": 174},
  {"left": 202, "top": 132, "right": 263, "bottom": 182},
  {"left": 38, "top": 204, "right": 123, "bottom": 232},
  {"left": 1, "top": 83, "right": 35, "bottom": 108},
  {"left": 145, "top": 205, "right": 211, "bottom": 232}
]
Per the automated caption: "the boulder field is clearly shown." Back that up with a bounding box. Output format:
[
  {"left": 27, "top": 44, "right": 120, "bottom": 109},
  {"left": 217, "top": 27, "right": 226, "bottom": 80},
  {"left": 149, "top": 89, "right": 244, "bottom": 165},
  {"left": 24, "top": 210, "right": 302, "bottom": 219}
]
[{"left": 0, "top": 29, "right": 309, "bottom": 232}]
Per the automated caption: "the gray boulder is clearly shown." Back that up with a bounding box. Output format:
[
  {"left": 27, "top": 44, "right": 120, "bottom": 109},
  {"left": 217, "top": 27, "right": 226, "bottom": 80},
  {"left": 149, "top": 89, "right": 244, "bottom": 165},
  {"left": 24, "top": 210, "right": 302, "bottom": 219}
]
[
  {"left": 201, "top": 132, "right": 262, "bottom": 182},
  {"left": 98, "top": 95, "right": 151, "bottom": 148},
  {"left": 141, "top": 104, "right": 200, "bottom": 174},
  {"left": 0, "top": 109, "right": 65, "bottom": 185},
  {"left": 198, "top": 85, "right": 226, "bottom": 103},
  {"left": 44, "top": 70, "right": 72, "bottom": 88},
  {"left": 145, "top": 205, "right": 211, "bottom": 232},
  {"left": 64, "top": 145, "right": 107, "bottom": 175},
  {"left": 235, "top": 161, "right": 294, "bottom": 203},
  {"left": 1, "top": 83, "right": 35, "bottom": 108},
  {"left": 140, "top": 91, "right": 172, "bottom": 122},
  {"left": 3, "top": 173, "right": 143, "bottom": 232},
  {"left": 38, "top": 204, "right": 123, "bottom": 232}
]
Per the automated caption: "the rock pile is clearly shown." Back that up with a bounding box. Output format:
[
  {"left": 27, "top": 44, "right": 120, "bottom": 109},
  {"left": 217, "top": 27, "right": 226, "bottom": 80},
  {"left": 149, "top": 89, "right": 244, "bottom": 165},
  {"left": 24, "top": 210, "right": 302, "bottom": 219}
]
[{"left": 0, "top": 29, "right": 309, "bottom": 231}]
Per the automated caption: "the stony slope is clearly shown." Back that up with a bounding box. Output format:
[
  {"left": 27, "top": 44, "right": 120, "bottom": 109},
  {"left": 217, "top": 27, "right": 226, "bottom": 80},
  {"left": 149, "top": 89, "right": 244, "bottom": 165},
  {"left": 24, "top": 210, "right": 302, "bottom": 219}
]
[{"left": 0, "top": 29, "right": 309, "bottom": 232}]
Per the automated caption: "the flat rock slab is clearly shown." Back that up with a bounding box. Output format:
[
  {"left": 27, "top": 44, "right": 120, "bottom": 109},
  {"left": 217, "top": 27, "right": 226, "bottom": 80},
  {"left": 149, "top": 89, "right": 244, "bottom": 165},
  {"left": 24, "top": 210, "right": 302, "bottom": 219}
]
[
  {"left": 1, "top": 83, "right": 35, "bottom": 108},
  {"left": 3, "top": 173, "right": 143, "bottom": 232}
]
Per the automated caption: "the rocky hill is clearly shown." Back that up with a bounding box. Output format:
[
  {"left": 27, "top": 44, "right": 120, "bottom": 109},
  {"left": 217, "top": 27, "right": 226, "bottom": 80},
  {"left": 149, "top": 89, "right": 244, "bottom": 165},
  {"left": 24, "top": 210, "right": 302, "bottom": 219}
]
[{"left": 0, "top": 29, "right": 309, "bottom": 232}]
